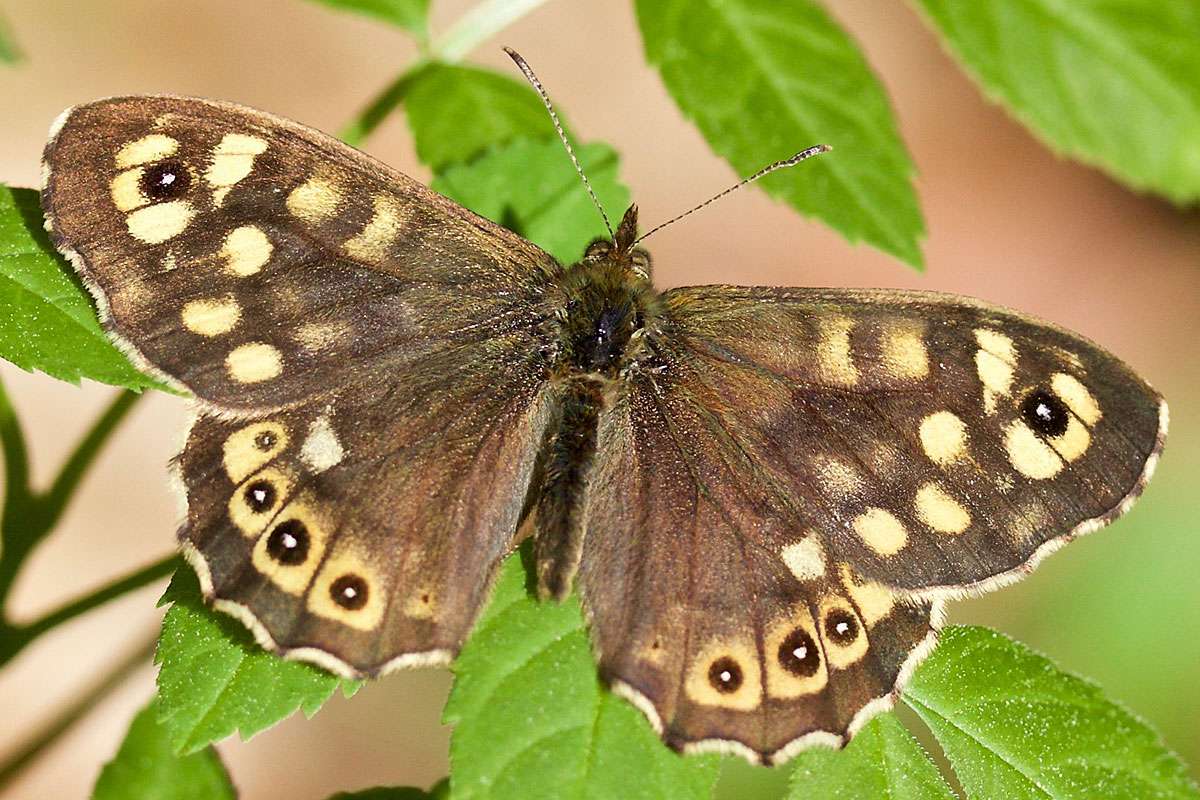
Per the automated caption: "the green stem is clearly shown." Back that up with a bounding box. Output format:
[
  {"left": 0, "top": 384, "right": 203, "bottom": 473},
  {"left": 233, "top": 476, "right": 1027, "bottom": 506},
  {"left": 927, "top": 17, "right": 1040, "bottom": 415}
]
[
  {"left": 339, "top": 65, "right": 427, "bottom": 148},
  {"left": 0, "top": 553, "right": 178, "bottom": 668},
  {"left": 0, "top": 375, "right": 31, "bottom": 514},
  {"left": 0, "top": 631, "right": 158, "bottom": 792}
]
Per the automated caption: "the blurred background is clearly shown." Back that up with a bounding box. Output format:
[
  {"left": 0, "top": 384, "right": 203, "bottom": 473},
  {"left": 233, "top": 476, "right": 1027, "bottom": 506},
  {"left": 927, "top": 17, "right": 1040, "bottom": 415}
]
[{"left": 0, "top": 1, "right": 1197, "bottom": 797}]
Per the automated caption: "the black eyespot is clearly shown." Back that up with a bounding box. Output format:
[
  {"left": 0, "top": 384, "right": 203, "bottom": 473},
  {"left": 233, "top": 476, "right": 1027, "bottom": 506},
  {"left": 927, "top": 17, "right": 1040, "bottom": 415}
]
[
  {"left": 330, "top": 574, "right": 368, "bottom": 610},
  {"left": 1021, "top": 388, "right": 1071, "bottom": 437},
  {"left": 266, "top": 519, "right": 309, "bottom": 566},
  {"left": 825, "top": 610, "right": 859, "bottom": 646},
  {"left": 243, "top": 480, "right": 276, "bottom": 513},
  {"left": 140, "top": 159, "right": 191, "bottom": 199},
  {"left": 778, "top": 628, "right": 820, "bottom": 677},
  {"left": 253, "top": 430, "right": 277, "bottom": 451},
  {"left": 707, "top": 656, "right": 743, "bottom": 693}
]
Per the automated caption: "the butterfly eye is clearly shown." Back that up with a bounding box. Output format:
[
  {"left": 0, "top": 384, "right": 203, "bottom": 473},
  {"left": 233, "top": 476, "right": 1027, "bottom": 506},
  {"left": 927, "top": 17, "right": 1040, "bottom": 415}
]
[
  {"left": 140, "top": 159, "right": 191, "bottom": 200},
  {"left": 824, "top": 610, "right": 859, "bottom": 645},
  {"left": 630, "top": 248, "right": 652, "bottom": 274},
  {"left": 265, "top": 519, "right": 309, "bottom": 566},
  {"left": 584, "top": 238, "right": 612, "bottom": 260},
  {"left": 707, "top": 656, "right": 744, "bottom": 693},
  {"left": 243, "top": 479, "right": 277, "bottom": 513},
  {"left": 777, "top": 628, "right": 820, "bottom": 677},
  {"left": 330, "top": 574, "right": 369, "bottom": 610},
  {"left": 1021, "top": 388, "right": 1071, "bottom": 437}
]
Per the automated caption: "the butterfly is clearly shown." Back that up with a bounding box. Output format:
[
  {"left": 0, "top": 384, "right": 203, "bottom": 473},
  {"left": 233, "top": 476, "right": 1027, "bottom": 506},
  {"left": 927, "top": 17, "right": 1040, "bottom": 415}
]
[{"left": 39, "top": 81, "right": 1165, "bottom": 765}]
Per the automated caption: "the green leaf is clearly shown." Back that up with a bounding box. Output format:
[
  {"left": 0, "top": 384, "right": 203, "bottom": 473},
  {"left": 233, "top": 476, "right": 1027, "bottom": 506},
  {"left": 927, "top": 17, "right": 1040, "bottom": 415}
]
[
  {"left": 904, "top": 626, "right": 1200, "bottom": 799},
  {"left": 305, "top": 0, "right": 429, "bottom": 39},
  {"left": 93, "top": 699, "right": 236, "bottom": 800},
  {"left": 432, "top": 138, "right": 630, "bottom": 264},
  {"left": 444, "top": 550, "right": 720, "bottom": 800},
  {"left": 155, "top": 566, "right": 355, "bottom": 755},
  {"left": 405, "top": 63, "right": 557, "bottom": 172},
  {"left": 0, "top": 186, "right": 163, "bottom": 391},
  {"left": 913, "top": 1, "right": 1200, "bottom": 204},
  {"left": 787, "top": 713, "right": 955, "bottom": 800},
  {"left": 635, "top": 0, "right": 925, "bottom": 268},
  {"left": 0, "top": 10, "right": 21, "bottom": 64},
  {"left": 327, "top": 779, "right": 447, "bottom": 800}
]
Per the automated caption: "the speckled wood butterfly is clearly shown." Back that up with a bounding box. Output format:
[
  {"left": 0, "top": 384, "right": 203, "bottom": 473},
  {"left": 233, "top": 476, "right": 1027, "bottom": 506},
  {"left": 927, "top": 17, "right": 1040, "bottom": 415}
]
[{"left": 40, "top": 82, "right": 1165, "bottom": 765}]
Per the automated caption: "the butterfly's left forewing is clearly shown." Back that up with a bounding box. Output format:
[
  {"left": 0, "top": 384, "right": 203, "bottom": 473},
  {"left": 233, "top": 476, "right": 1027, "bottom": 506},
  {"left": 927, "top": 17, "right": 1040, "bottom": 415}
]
[{"left": 42, "top": 97, "right": 563, "bottom": 674}]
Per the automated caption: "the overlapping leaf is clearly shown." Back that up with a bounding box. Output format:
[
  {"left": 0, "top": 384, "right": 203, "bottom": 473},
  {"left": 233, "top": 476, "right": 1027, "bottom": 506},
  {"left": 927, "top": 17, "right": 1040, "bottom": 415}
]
[
  {"left": 306, "top": 0, "right": 429, "bottom": 38},
  {"left": 0, "top": 9, "right": 20, "bottom": 64},
  {"left": 93, "top": 700, "right": 236, "bottom": 800},
  {"left": 914, "top": 0, "right": 1200, "bottom": 203},
  {"left": 636, "top": 0, "right": 925, "bottom": 267},
  {"left": 327, "top": 781, "right": 448, "bottom": 800},
  {"left": 155, "top": 567, "right": 358, "bottom": 755},
  {"left": 0, "top": 187, "right": 162, "bottom": 390}
]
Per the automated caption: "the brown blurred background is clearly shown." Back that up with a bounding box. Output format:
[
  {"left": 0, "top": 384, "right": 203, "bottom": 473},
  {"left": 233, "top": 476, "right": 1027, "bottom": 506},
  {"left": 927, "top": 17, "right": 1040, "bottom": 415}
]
[{"left": 1, "top": 1, "right": 1197, "bottom": 797}]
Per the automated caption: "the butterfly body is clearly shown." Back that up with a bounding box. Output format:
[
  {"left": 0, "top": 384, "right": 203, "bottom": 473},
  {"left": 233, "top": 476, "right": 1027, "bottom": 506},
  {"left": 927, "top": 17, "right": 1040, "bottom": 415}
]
[{"left": 40, "top": 95, "right": 1166, "bottom": 764}]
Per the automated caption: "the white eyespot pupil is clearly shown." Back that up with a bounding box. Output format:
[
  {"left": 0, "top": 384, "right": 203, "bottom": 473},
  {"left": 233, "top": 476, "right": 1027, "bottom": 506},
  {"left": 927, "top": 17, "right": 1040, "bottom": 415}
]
[
  {"left": 719, "top": 670, "right": 732, "bottom": 683},
  {"left": 836, "top": 622, "right": 850, "bottom": 636},
  {"left": 1035, "top": 402, "right": 1052, "bottom": 422},
  {"left": 252, "top": 488, "right": 268, "bottom": 504},
  {"left": 792, "top": 646, "right": 807, "bottom": 660},
  {"left": 341, "top": 585, "right": 358, "bottom": 600}
]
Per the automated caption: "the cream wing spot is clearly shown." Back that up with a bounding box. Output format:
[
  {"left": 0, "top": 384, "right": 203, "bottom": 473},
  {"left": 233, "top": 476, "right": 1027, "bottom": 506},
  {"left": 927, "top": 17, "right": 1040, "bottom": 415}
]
[
  {"left": 226, "top": 342, "right": 282, "bottom": 383},
  {"left": 814, "top": 455, "right": 864, "bottom": 500},
  {"left": 974, "top": 328, "right": 1017, "bottom": 413},
  {"left": 853, "top": 508, "right": 908, "bottom": 556},
  {"left": 1047, "top": 418, "right": 1091, "bottom": 462},
  {"left": 344, "top": 194, "right": 407, "bottom": 261},
  {"left": 764, "top": 609, "right": 827, "bottom": 699},
  {"left": 287, "top": 176, "right": 341, "bottom": 224},
  {"left": 294, "top": 321, "right": 350, "bottom": 352},
  {"left": 838, "top": 565, "right": 895, "bottom": 628},
  {"left": 404, "top": 588, "right": 437, "bottom": 620},
  {"left": 252, "top": 496, "right": 328, "bottom": 595},
  {"left": 919, "top": 411, "right": 968, "bottom": 466},
  {"left": 229, "top": 467, "right": 294, "bottom": 538},
  {"left": 1005, "top": 421, "right": 1064, "bottom": 479},
  {"left": 115, "top": 134, "right": 179, "bottom": 168},
  {"left": 915, "top": 482, "right": 971, "bottom": 534},
  {"left": 818, "top": 596, "right": 868, "bottom": 670},
  {"left": 126, "top": 201, "right": 195, "bottom": 244},
  {"left": 300, "top": 414, "right": 344, "bottom": 474},
  {"left": 205, "top": 133, "right": 268, "bottom": 205},
  {"left": 223, "top": 421, "right": 288, "bottom": 483},
  {"left": 110, "top": 168, "right": 148, "bottom": 211},
  {"left": 221, "top": 225, "right": 273, "bottom": 276},
  {"left": 685, "top": 638, "right": 762, "bottom": 710},
  {"left": 781, "top": 537, "right": 826, "bottom": 581},
  {"left": 1051, "top": 373, "right": 1102, "bottom": 426},
  {"left": 816, "top": 315, "right": 859, "bottom": 386},
  {"left": 182, "top": 297, "right": 241, "bottom": 337},
  {"left": 308, "top": 547, "right": 385, "bottom": 631},
  {"left": 880, "top": 323, "right": 929, "bottom": 380}
]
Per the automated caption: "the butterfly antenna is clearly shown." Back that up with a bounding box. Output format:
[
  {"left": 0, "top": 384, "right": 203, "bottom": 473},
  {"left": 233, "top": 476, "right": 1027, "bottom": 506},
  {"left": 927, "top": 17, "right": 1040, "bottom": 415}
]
[
  {"left": 504, "top": 47, "right": 614, "bottom": 239},
  {"left": 633, "top": 145, "right": 832, "bottom": 245}
]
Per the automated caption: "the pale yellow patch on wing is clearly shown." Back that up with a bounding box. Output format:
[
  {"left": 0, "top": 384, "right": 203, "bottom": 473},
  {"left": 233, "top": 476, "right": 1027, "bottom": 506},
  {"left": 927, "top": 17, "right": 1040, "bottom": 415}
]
[
  {"left": 404, "top": 587, "right": 437, "bottom": 620},
  {"left": 300, "top": 414, "right": 344, "bottom": 474},
  {"left": 115, "top": 134, "right": 178, "bottom": 168},
  {"left": 226, "top": 342, "right": 283, "bottom": 383},
  {"left": 1049, "top": 417, "right": 1091, "bottom": 462},
  {"left": 205, "top": 133, "right": 268, "bottom": 205},
  {"left": 162, "top": 252, "right": 178, "bottom": 272},
  {"left": 251, "top": 496, "right": 328, "bottom": 596},
  {"left": 880, "top": 322, "right": 929, "bottom": 379},
  {"left": 110, "top": 168, "right": 148, "bottom": 211},
  {"left": 222, "top": 421, "right": 288, "bottom": 484},
  {"left": 764, "top": 609, "right": 828, "bottom": 699},
  {"left": 975, "top": 328, "right": 1016, "bottom": 414},
  {"left": 814, "top": 455, "right": 864, "bottom": 500},
  {"left": 780, "top": 537, "right": 826, "bottom": 581},
  {"left": 344, "top": 194, "right": 406, "bottom": 262},
  {"left": 1051, "top": 372, "right": 1102, "bottom": 425},
  {"left": 294, "top": 321, "right": 350, "bottom": 352},
  {"left": 1004, "top": 421, "right": 1064, "bottom": 479},
  {"left": 915, "top": 482, "right": 971, "bottom": 534},
  {"left": 853, "top": 508, "right": 908, "bottom": 556},
  {"left": 221, "top": 225, "right": 274, "bottom": 276},
  {"left": 308, "top": 546, "right": 386, "bottom": 631},
  {"left": 838, "top": 565, "right": 895, "bottom": 628},
  {"left": 816, "top": 315, "right": 858, "bottom": 386},
  {"left": 228, "top": 466, "right": 294, "bottom": 538},
  {"left": 286, "top": 176, "right": 341, "bottom": 224},
  {"left": 684, "top": 637, "right": 762, "bottom": 710},
  {"left": 126, "top": 200, "right": 195, "bottom": 244},
  {"left": 919, "top": 410, "right": 968, "bottom": 465},
  {"left": 818, "top": 595, "right": 868, "bottom": 670},
  {"left": 182, "top": 296, "right": 241, "bottom": 337}
]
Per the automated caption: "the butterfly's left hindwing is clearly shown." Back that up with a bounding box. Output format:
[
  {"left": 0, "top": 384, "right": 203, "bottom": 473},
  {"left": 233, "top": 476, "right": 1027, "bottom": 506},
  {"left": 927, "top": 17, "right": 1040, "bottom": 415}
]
[{"left": 42, "top": 97, "right": 563, "bottom": 674}]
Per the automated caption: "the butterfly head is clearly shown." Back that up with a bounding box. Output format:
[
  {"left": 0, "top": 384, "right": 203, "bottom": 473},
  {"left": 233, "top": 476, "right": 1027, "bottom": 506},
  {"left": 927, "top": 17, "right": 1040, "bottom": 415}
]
[{"left": 583, "top": 204, "right": 652, "bottom": 279}]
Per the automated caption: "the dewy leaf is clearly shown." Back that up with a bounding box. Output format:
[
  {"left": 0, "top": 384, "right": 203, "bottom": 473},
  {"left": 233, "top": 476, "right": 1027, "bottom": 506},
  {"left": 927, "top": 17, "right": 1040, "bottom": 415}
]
[
  {"left": 913, "top": 1, "right": 1200, "bottom": 204},
  {"left": 155, "top": 566, "right": 355, "bottom": 755},
  {"left": 0, "top": 187, "right": 163, "bottom": 391},
  {"left": 636, "top": 0, "right": 925, "bottom": 268},
  {"left": 904, "top": 626, "right": 1200, "bottom": 800},
  {"left": 404, "top": 63, "right": 557, "bottom": 172},
  {"left": 444, "top": 551, "right": 720, "bottom": 800},
  {"left": 305, "top": 0, "right": 429, "bottom": 39},
  {"left": 93, "top": 699, "right": 236, "bottom": 800},
  {"left": 432, "top": 138, "right": 630, "bottom": 264},
  {"left": 787, "top": 713, "right": 956, "bottom": 800}
]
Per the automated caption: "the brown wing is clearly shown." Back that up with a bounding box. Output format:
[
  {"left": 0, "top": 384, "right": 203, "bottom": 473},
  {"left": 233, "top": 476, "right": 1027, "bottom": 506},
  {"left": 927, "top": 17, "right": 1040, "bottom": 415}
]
[{"left": 41, "top": 95, "right": 558, "bottom": 411}]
